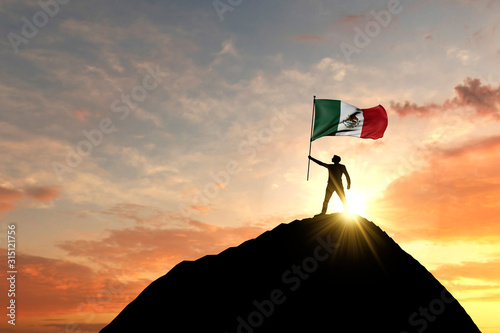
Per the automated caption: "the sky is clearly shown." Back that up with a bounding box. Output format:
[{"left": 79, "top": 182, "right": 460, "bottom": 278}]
[{"left": 0, "top": 0, "right": 499, "bottom": 332}]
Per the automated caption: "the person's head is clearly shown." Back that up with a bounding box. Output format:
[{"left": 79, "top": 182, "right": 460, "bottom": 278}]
[{"left": 332, "top": 155, "right": 341, "bottom": 163}]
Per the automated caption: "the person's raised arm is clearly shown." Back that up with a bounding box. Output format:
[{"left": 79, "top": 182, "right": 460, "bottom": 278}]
[
  {"left": 308, "top": 155, "right": 327, "bottom": 168},
  {"left": 343, "top": 165, "right": 351, "bottom": 189}
]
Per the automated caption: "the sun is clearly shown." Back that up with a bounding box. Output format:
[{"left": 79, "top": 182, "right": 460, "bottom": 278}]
[
  {"left": 304, "top": 187, "right": 369, "bottom": 217},
  {"left": 345, "top": 191, "right": 367, "bottom": 216}
]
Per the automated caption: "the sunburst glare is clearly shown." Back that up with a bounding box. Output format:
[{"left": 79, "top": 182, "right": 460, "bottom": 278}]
[{"left": 345, "top": 191, "right": 367, "bottom": 216}]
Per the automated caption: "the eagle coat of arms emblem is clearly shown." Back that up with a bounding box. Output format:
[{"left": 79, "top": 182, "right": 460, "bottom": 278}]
[{"left": 342, "top": 112, "right": 360, "bottom": 129}]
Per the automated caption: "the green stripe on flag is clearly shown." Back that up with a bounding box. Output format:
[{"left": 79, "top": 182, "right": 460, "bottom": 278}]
[{"left": 311, "top": 99, "right": 341, "bottom": 141}]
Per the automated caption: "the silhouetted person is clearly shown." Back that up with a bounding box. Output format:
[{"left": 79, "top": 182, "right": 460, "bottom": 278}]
[{"left": 309, "top": 154, "right": 351, "bottom": 214}]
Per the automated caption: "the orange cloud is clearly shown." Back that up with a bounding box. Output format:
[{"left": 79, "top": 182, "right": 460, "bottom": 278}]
[
  {"left": 73, "top": 109, "right": 91, "bottom": 121},
  {"left": 0, "top": 202, "right": 15, "bottom": 212},
  {"left": 24, "top": 186, "right": 60, "bottom": 203},
  {"left": 293, "top": 34, "right": 326, "bottom": 42},
  {"left": 430, "top": 257, "right": 500, "bottom": 302},
  {"left": 369, "top": 135, "right": 500, "bottom": 241},
  {"left": 391, "top": 77, "right": 500, "bottom": 119},
  {"left": 333, "top": 14, "right": 367, "bottom": 30},
  {"left": 469, "top": 26, "right": 498, "bottom": 47},
  {"left": 95, "top": 203, "right": 168, "bottom": 225},
  {"left": 0, "top": 186, "right": 23, "bottom": 212},
  {"left": 0, "top": 249, "right": 149, "bottom": 317},
  {"left": 17, "top": 256, "right": 95, "bottom": 314},
  {"left": 191, "top": 204, "right": 211, "bottom": 212},
  {"left": 0, "top": 252, "right": 149, "bottom": 333},
  {"left": 0, "top": 185, "right": 60, "bottom": 213},
  {"left": 431, "top": 135, "right": 500, "bottom": 158},
  {"left": 38, "top": 323, "right": 107, "bottom": 333},
  {"left": 57, "top": 219, "right": 266, "bottom": 278},
  {"left": 433, "top": 258, "right": 500, "bottom": 283}
]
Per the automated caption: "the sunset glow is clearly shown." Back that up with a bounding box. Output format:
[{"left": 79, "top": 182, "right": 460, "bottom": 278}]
[
  {"left": 1, "top": 1, "right": 500, "bottom": 332},
  {"left": 346, "top": 191, "right": 368, "bottom": 216}
]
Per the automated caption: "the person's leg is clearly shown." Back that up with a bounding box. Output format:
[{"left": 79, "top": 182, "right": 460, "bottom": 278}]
[
  {"left": 321, "top": 185, "right": 334, "bottom": 214},
  {"left": 336, "top": 186, "right": 348, "bottom": 212}
]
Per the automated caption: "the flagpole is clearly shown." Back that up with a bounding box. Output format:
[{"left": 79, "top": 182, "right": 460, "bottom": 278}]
[{"left": 307, "top": 95, "right": 316, "bottom": 181}]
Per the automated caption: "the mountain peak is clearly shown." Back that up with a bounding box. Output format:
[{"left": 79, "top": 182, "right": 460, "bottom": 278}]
[{"left": 100, "top": 213, "right": 480, "bottom": 333}]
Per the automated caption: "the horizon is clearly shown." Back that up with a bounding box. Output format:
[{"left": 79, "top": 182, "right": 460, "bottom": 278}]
[{"left": 1, "top": 0, "right": 500, "bottom": 332}]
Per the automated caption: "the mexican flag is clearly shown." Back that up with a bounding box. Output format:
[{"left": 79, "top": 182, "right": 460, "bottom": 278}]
[{"left": 311, "top": 99, "right": 388, "bottom": 141}]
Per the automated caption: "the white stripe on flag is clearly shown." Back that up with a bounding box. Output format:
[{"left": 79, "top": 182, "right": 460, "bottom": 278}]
[{"left": 334, "top": 101, "right": 364, "bottom": 137}]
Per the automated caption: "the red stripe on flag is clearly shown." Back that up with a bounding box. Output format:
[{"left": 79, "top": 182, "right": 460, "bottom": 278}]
[{"left": 360, "top": 105, "right": 388, "bottom": 139}]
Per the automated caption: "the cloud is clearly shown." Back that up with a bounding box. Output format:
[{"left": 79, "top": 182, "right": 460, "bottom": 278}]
[
  {"left": 0, "top": 186, "right": 23, "bottom": 199},
  {"left": 57, "top": 219, "right": 267, "bottom": 278},
  {"left": 430, "top": 257, "right": 500, "bottom": 301},
  {"left": 0, "top": 186, "right": 23, "bottom": 212},
  {"left": 433, "top": 258, "right": 500, "bottom": 282},
  {"left": 293, "top": 34, "right": 326, "bottom": 42},
  {"left": 40, "top": 323, "right": 107, "bottom": 333},
  {"left": 94, "top": 203, "right": 171, "bottom": 225},
  {"left": 391, "top": 77, "right": 500, "bottom": 119},
  {"left": 0, "top": 252, "right": 145, "bottom": 317},
  {"left": 0, "top": 185, "right": 60, "bottom": 213},
  {"left": 430, "top": 135, "right": 500, "bottom": 158},
  {"left": 190, "top": 205, "right": 211, "bottom": 212},
  {"left": 73, "top": 109, "right": 91, "bottom": 121},
  {"left": 0, "top": 202, "right": 15, "bottom": 212},
  {"left": 333, "top": 14, "right": 367, "bottom": 30},
  {"left": 24, "top": 185, "right": 60, "bottom": 203},
  {"left": 369, "top": 134, "right": 500, "bottom": 241},
  {"left": 216, "top": 38, "right": 240, "bottom": 57}
]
